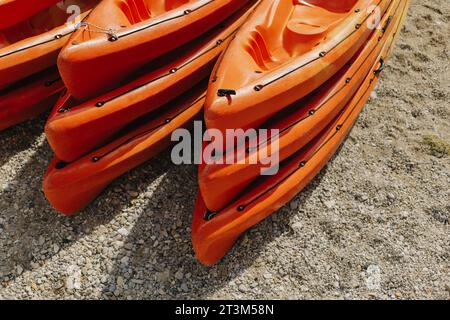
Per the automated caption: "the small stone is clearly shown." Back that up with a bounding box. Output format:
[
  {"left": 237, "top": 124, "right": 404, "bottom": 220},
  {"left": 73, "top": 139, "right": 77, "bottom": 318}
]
[
  {"left": 238, "top": 284, "right": 247, "bottom": 293},
  {"left": 387, "top": 193, "right": 396, "bottom": 201},
  {"left": 118, "top": 228, "right": 129, "bottom": 236},
  {"left": 120, "top": 256, "right": 129, "bottom": 265},
  {"left": 116, "top": 276, "right": 125, "bottom": 287},
  {"left": 53, "top": 244, "right": 60, "bottom": 254},
  {"left": 16, "top": 265, "right": 23, "bottom": 275},
  {"left": 156, "top": 270, "right": 170, "bottom": 282},
  {"left": 290, "top": 200, "right": 299, "bottom": 210},
  {"left": 324, "top": 200, "right": 335, "bottom": 209},
  {"left": 66, "top": 265, "right": 82, "bottom": 290},
  {"left": 174, "top": 270, "right": 184, "bottom": 280},
  {"left": 263, "top": 273, "right": 272, "bottom": 280},
  {"left": 128, "top": 191, "right": 139, "bottom": 198},
  {"left": 181, "top": 283, "right": 189, "bottom": 292}
]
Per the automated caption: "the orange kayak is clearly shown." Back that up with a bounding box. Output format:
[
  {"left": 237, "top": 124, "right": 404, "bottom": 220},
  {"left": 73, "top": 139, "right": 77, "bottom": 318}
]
[
  {"left": 0, "top": 0, "right": 97, "bottom": 89},
  {"left": 204, "top": 0, "right": 393, "bottom": 136},
  {"left": 43, "top": 82, "right": 207, "bottom": 215},
  {"left": 46, "top": 1, "right": 259, "bottom": 163},
  {"left": 0, "top": 0, "right": 60, "bottom": 29},
  {"left": 58, "top": 0, "right": 253, "bottom": 100},
  {"left": 0, "top": 67, "right": 64, "bottom": 130},
  {"left": 199, "top": 0, "right": 403, "bottom": 212},
  {"left": 193, "top": 0, "right": 410, "bottom": 266}
]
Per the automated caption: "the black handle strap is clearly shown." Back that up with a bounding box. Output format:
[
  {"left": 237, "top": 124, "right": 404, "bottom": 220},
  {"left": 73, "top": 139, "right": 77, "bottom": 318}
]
[{"left": 374, "top": 58, "right": 386, "bottom": 75}]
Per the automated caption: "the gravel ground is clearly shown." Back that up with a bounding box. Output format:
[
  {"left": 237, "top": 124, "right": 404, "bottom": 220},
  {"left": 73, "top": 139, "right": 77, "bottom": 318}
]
[{"left": 0, "top": 0, "right": 449, "bottom": 300}]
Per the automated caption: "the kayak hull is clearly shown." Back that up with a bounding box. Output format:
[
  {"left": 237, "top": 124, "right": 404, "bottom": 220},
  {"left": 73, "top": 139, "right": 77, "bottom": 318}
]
[
  {"left": 199, "top": 0, "right": 403, "bottom": 212},
  {"left": 0, "top": 1, "right": 97, "bottom": 89},
  {"left": 46, "top": 2, "right": 259, "bottom": 163},
  {"left": 58, "top": 0, "right": 253, "bottom": 100},
  {"left": 0, "top": 68, "right": 64, "bottom": 130},
  {"left": 43, "top": 85, "right": 206, "bottom": 215}
]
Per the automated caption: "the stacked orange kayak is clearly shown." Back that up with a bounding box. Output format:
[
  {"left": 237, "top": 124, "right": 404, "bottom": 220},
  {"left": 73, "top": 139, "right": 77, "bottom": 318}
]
[
  {"left": 43, "top": 1, "right": 259, "bottom": 215},
  {"left": 194, "top": 0, "right": 410, "bottom": 265},
  {"left": 45, "top": 2, "right": 258, "bottom": 162},
  {"left": 0, "top": 0, "right": 98, "bottom": 130},
  {"left": 204, "top": 0, "right": 393, "bottom": 135},
  {"left": 58, "top": 0, "right": 254, "bottom": 100},
  {"left": 0, "top": 0, "right": 97, "bottom": 88},
  {"left": 0, "top": 67, "right": 63, "bottom": 130},
  {"left": 1, "top": 0, "right": 407, "bottom": 266}
]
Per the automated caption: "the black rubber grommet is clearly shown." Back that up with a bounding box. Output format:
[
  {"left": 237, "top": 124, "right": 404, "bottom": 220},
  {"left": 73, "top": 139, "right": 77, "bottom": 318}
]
[
  {"left": 92, "top": 157, "right": 100, "bottom": 162},
  {"left": 55, "top": 161, "right": 68, "bottom": 170},
  {"left": 96, "top": 102, "right": 104, "bottom": 107},
  {"left": 254, "top": 85, "right": 264, "bottom": 92},
  {"left": 204, "top": 211, "right": 215, "bottom": 221},
  {"left": 237, "top": 205, "right": 245, "bottom": 212}
]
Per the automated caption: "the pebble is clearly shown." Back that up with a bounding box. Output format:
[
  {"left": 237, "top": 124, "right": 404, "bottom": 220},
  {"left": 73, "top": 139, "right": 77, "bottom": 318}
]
[
  {"left": 16, "top": 265, "right": 23, "bottom": 275},
  {"left": 290, "top": 200, "right": 299, "bottom": 210},
  {"left": 156, "top": 271, "right": 170, "bottom": 282},
  {"left": 116, "top": 276, "right": 125, "bottom": 288},
  {"left": 181, "top": 283, "right": 189, "bottom": 292},
  {"left": 263, "top": 273, "right": 273, "bottom": 280},
  {"left": 128, "top": 191, "right": 139, "bottom": 198},
  {"left": 174, "top": 270, "right": 184, "bottom": 280},
  {"left": 118, "top": 228, "right": 129, "bottom": 237}
]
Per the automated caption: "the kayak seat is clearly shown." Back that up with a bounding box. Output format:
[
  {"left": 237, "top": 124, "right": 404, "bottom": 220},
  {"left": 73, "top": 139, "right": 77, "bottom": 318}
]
[
  {"left": 284, "top": 3, "right": 348, "bottom": 56},
  {"left": 244, "top": 30, "right": 276, "bottom": 71},
  {"left": 244, "top": 0, "right": 354, "bottom": 67}
]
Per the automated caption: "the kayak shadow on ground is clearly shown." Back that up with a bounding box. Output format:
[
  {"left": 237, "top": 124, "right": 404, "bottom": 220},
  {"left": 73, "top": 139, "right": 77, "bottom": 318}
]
[
  {"left": 0, "top": 117, "right": 172, "bottom": 288},
  {"left": 0, "top": 115, "right": 337, "bottom": 298},
  {"left": 99, "top": 151, "right": 333, "bottom": 299},
  {"left": 0, "top": 114, "right": 49, "bottom": 168}
]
